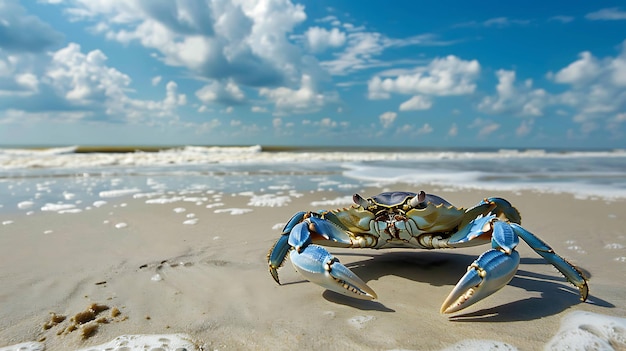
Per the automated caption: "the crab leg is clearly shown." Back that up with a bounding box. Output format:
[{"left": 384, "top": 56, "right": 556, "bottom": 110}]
[
  {"left": 441, "top": 220, "right": 520, "bottom": 314},
  {"left": 511, "top": 223, "right": 589, "bottom": 301},
  {"left": 268, "top": 211, "right": 307, "bottom": 284}
]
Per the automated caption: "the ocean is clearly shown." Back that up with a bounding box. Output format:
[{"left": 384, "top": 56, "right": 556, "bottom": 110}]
[{"left": 1, "top": 145, "right": 625, "bottom": 214}]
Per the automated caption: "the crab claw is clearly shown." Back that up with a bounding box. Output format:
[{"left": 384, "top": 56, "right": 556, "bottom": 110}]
[
  {"left": 441, "top": 249, "right": 520, "bottom": 314},
  {"left": 290, "top": 244, "right": 377, "bottom": 300}
]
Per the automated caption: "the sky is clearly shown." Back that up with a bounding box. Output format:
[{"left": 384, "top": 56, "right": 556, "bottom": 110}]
[{"left": 1, "top": 1, "right": 626, "bottom": 149}]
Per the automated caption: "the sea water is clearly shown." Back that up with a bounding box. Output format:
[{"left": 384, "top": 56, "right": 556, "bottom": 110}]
[
  {"left": 1, "top": 146, "right": 626, "bottom": 215},
  {"left": 1, "top": 146, "right": 625, "bottom": 350}
]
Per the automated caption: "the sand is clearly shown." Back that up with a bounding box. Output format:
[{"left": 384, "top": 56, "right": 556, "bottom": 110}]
[{"left": 0, "top": 187, "right": 625, "bottom": 350}]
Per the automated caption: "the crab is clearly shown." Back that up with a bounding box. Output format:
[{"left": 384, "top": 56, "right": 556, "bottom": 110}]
[{"left": 267, "top": 191, "right": 589, "bottom": 314}]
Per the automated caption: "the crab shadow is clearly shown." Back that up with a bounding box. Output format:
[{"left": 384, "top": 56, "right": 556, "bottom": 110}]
[{"left": 320, "top": 250, "right": 613, "bottom": 322}]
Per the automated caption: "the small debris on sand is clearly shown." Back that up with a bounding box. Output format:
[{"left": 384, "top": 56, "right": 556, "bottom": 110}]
[{"left": 43, "top": 303, "right": 124, "bottom": 340}]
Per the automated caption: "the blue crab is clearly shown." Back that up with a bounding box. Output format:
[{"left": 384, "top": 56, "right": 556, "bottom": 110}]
[{"left": 267, "top": 191, "right": 588, "bottom": 313}]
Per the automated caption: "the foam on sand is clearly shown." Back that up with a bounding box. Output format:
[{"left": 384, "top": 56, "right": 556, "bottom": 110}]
[
  {"left": 74, "top": 334, "right": 199, "bottom": 351},
  {"left": 246, "top": 193, "right": 291, "bottom": 207},
  {"left": 99, "top": 188, "right": 141, "bottom": 198},
  {"left": 214, "top": 208, "right": 253, "bottom": 215},
  {"left": 348, "top": 315, "right": 374, "bottom": 329},
  {"left": 41, "top": 203, "right": 77, "bottom": 212},
  {"left": 544, "top": 311, "right": 626, "bottom": 351},
  {"left": 310, "top": 195, "right": 354, "bottom": 207},
  {"left": 0, "top": 342, "right": 44, "bottom": 351},
  {"left": 439, "top": 340, "right": 518, "bottom": 351},
  {"left": 17, "top": 201, "right": 35, "bottom": 210}
]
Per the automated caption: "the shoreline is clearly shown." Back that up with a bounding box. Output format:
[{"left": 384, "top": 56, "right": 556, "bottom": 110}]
[
  {"left": 1, "top": 144, "right": 623, "bottom": 153},
  {"left": 1, "top": 187, "right": 625, "bottom": 350}
]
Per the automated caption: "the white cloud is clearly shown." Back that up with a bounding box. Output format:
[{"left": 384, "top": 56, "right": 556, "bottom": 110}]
[
  {"left": 0, "top": 0, "right": 63, "bottom": 52},
  {"left": 455, "top": 17, "right": 530, "bottom": 28},
  {"left": 259, "top": 74, "right": 334, "bottom": 115},
  {"left": 305, "top": 26, "right": 346, "bottom": 52},
  {"left": 416, "top": 123, "right": 433, "bottom": 135},
  {"left": 516, "top": 119, "right": 534, "bottom": 137},
  {"left": 197, "top": 105, "right": 209, "bottom": 113},
  {"left": 399, "top": 95, "right": 432, "bottom": 111},
  {"left": 0, "top": 54, "right": 41, "bottom": 96},
  {"left": 477, "top": 42, "right": 626, "bottom": 137},
  {"left": 272, "top": 117, "right": 282, "bottom": 128},
  {"left": 396, "top": 124, "right": 412, "bottom": 134},
  {"left": 552, "top": 52, "right": 601, "bottom": 86},
  {"left": 15, "top": 73, "right": 39, "bottom": 93},
  {"left": 368, "top": 55, "right": 480, "bottom": 99},
  {"left": 448, "top": 123, "right": 458, "bottom": 137},
  {"left": 479, "top": 69, "right": 548, "bottom": 116},
  {"left": 0, "top": 1, "right": 61, "bottom": 97},
  {"left": 251, "top": 106, "right": 268, "bottom": 113},
  {"left": 379, "top": 111, "right": 397, "bottom": 128},
  {"left": 483, "top": 18, "right": 507, "bottom": 26},
  {"left": 614, "top": 112, "right": 626, "bottom": 122},
  {"left": 196, "top": 80, "right": 245, "bottom": 104},
  {"left": 317, "top": 117, "right": 337, "bottom": 128},
  {"left": 0, "top": 108, "right": 89, "bottom": 124},
  {"left": 54, "top": 0, "right": 308, "bottom": 87},
  {"left": 586, "top": 8, "right": 626, "bottom": 21},
  {"left": 37, "top": 43, "right": 185, "bottom": 122},
  {"left": 164, "top": 81, "right": 187, "bottom": 107},
  {"left": 151, "top": 76, "right": 162, "bottom": 86},
  {"left": 120, "top": 80, "right": 186, "bottom": 122},
  {"left": 549, "top": 16, "right": 575, "bottom": 23},
  {"left": 316, "top": 15, "right": 341, "bottom": 27},
  {"left": 395, "top": 122, "right": 433, "bottom": 137},
  {"left": 50, "top": 1, "right": 451, "bottom": 114},
  {"left": 321, "top": 30, "right": 448, "bottom": 76},
  {"left": 45, "top": 43, "right": 130, "bottom": 105},
  {"left": 469, "top": 118, "right": 500, "bottom": 137},
  {"left": 322, "top": 31, "right": 386, "bottom": 75},
  {"left": 484, "top": 17, "right": 524, "bottom": 27},
  {"left": 550, "top": 42, "right": 626, "bottom": 124}
]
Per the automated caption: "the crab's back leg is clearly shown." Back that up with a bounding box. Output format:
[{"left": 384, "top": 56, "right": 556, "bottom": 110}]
[
  {"left": 459, "top": 197, "right": 521, "bottom": 230},
  {"left": 511, "top": 223, "right": 589, "bottom": 301},
  {"left": 268, "top": 211, "right": 307, "bottom": 284},
  {"left": 486, "top": 197, "right": 522, "bottom": 224}
]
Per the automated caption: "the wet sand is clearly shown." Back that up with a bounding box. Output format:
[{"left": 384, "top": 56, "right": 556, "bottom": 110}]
[{"left": 0, "top": 188, "right": 625, "bottom": 350}]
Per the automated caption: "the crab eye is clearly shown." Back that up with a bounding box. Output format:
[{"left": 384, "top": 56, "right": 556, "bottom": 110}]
[
  {"left": 353, "top": 193, "right": 371, "bottom": 209},
  {"left": 409, "top": 191, "right": 427, "bottom": 208}
]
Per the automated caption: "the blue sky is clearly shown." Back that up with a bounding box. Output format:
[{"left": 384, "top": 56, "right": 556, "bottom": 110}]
[{"left": 1, "top": 0, "right": 626, "bottom": 148}]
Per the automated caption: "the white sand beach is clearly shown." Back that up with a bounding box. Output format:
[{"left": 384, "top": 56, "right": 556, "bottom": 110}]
[{"left": 1, "top": 187, "right": 625, "bottom": 350}]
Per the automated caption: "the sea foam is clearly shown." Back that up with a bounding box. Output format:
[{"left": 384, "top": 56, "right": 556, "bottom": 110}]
[
  {"left": 246, "top": 193, "right": 291, "bottom": 207},
  {"left": 99, "top": 188, "right": 141, "bottom": 198},
  {"left": 1, "top": 146, "right": 624, "bottom": 170},
  {"left": 544, "top": 311, "right": 626, "bottom": 351},
  {"left": 73, "top": 334, "right": 198, "bottom": 351},
  {"left": 0, "top": 341, "right": 44, "bottom": 351},
  {"left": 1, "top": 312, "right": 624, "bottom": 350},
  {"left": 439, "top": 339, "right": 517, "bottom": 351}
]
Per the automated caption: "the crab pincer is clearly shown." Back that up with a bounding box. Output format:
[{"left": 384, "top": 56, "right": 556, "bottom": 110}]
[
  {"left": 440, "top": 248, "right": 520, "bottom": 314},
  {"left": 290, "top": 244, "right": 377, "bottom": 300}
]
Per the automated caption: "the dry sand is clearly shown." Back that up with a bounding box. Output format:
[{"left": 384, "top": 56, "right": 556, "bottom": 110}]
[{"left": 0, "top": 187, "right": 625, "bottom": 350}]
